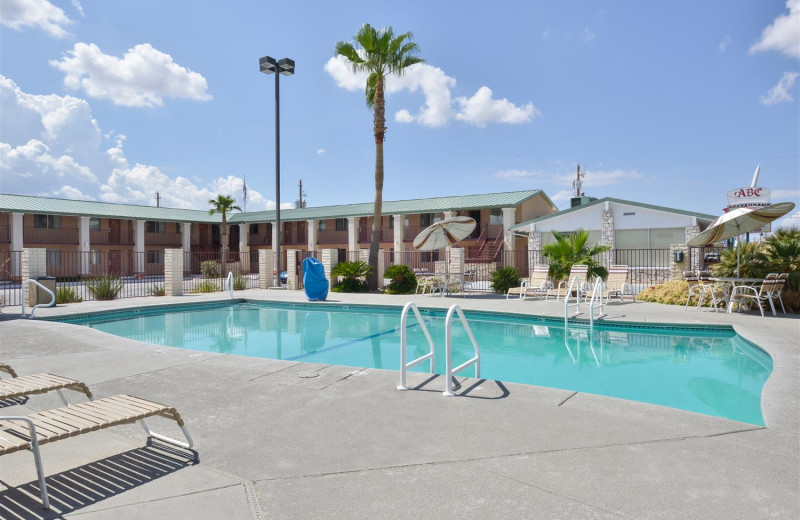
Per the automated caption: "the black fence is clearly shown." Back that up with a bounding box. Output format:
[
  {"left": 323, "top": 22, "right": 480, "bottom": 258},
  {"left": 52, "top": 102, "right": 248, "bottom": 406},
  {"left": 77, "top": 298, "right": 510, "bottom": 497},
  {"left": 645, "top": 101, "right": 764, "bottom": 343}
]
[
  {"left": 183, "top": 251, "right": 258, "bottom": 294},
  {"left": 0, "top": 250, "right": 22, "bottom": 306},
  {"left": 689, "top": 246, "right": 725, "bottom": 272}
]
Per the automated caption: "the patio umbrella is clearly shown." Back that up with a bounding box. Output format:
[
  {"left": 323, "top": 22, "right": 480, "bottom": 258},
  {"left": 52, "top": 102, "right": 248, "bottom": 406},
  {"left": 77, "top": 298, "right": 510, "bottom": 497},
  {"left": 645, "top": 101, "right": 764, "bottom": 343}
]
[
  {"left": 687, "top": 202, "right": 795, "bottom": 277},
  {"left": 413, "top": 216, "right": 477, "bottom": 295}
]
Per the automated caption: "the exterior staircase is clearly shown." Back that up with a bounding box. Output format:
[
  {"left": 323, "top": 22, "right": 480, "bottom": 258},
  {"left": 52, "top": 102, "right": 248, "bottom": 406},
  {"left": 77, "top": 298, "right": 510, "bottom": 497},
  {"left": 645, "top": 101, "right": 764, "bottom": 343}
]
[{"left": 466, "top": 225, "right": 504, "bottom": 262}]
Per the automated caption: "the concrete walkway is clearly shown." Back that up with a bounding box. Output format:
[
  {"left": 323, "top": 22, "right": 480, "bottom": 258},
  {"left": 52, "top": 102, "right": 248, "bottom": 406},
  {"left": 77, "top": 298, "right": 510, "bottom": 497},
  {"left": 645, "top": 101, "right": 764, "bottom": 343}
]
[{"left": 1, "top": 289, "right": 798, "bottom": 519}]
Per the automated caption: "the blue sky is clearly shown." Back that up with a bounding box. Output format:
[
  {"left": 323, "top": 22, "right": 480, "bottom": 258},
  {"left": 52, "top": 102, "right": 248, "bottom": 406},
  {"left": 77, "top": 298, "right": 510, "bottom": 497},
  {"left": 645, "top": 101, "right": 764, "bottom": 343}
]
[{"left": 1, "top": 0, "right": 798, "bottom": 226}]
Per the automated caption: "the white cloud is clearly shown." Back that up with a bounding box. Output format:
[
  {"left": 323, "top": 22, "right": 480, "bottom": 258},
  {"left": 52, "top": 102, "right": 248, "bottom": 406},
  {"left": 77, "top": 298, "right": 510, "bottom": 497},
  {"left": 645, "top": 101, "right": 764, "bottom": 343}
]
[
  {"left": 456, "top": 87, "right": 540, "bottom": 127},
  {"left": 759, "top": 71, "right": 799, "bottom": 105},
  {"left": 749, "top": 0, "right": 800, "bottom": 58},
  {"left": 316, "top": 148, "right": 326, "bottom": 155},
  {"left": 324, "top": 57, "right": 536, "bottom": 128},
  {"left": 0, "top": 139, "right": 96, "bottom": 182},
  {"left": 771, "top": 189, "right": 800, "bottom": 198},
  {"left": 70, "top": 0, "right": 84, "bottom": 17},
  {"left": 582, "top": 28, "right": 596, "bottom": 43},
  {"left": 0, "top": 0, "right": 72, "bottom": 38},
  {"left": 719, "top": 35, "right": 733, "bottom": 53},
  {"left": 50, "top": 43, "right": 212, "bottom": 107},
  {"left": 50, "top": 185, "right": 94, "bottom": 200}
]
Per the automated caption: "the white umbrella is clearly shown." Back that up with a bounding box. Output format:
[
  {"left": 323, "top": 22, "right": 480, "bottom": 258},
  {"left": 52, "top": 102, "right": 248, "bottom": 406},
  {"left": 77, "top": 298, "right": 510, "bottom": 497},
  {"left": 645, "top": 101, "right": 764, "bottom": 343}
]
[
  {"left": 413, "top": 216, "right": 477, "bottom": 295},
  {"left": 688, "top": 202, "right": 795, "bottom": 277}
]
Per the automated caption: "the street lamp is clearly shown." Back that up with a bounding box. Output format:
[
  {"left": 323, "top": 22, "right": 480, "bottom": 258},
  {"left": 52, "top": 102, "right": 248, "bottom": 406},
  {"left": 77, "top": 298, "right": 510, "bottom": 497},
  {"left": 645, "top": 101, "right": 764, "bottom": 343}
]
[{"left": 259, "top": 56, "right": 294, "bottom": 286}]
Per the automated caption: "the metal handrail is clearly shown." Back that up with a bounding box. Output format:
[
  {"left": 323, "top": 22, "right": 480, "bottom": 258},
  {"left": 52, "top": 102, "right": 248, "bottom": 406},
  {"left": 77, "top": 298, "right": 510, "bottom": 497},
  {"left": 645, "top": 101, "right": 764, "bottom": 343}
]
[
  {"left": 443, "top": 304, "right": 480, "bottom": 396},
  {"left": 563, "top": 276, "right": 582, "bottom": 326},
  {"left": 587, "top": 277, "right": 605, "bottom": 326},
  {"left": 225, "top": 271, "right": 234, "bottom": 298},
  {"left": 397, "top": 302, "right": 435, "bottom": 390},
  {"left": 21, "top": 279, "right": 55, "bottom": 318}
]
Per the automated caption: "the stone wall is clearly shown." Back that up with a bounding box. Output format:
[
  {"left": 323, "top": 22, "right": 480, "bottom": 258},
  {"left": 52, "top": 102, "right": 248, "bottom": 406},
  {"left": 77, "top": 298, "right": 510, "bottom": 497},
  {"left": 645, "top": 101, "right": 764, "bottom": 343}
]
[
  {"left": 164, "top": 249, "right": 184, "bottom": 296},
  {"left": 258, "top": 249, "right": 274, "bottom": 289}
]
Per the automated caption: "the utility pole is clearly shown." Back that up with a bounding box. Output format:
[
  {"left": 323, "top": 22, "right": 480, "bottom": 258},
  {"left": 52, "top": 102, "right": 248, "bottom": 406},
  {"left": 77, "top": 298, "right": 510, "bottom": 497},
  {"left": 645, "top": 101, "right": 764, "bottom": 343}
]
[
  {"left": 155, "top": 192, "right": 161, "bottom": 207},
  {"left": 295, "top": 179, "right": 307, "bottom": 208}
]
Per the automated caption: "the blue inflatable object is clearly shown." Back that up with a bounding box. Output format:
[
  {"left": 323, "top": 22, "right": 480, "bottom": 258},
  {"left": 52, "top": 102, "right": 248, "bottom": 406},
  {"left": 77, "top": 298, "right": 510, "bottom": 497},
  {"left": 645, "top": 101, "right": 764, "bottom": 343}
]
[{"left": 302, "top": 257, "right": 328, "bottom": 301}]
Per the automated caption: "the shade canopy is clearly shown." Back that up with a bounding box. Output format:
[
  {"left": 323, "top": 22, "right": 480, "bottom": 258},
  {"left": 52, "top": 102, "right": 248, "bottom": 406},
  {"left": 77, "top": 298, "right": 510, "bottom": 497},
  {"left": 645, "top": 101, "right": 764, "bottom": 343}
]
[
  {"left": 687, "top": 202, "right": 795, "bottom": 247},
  {"left": 412, "top": 217, "right": 477, "bottom": 251}
]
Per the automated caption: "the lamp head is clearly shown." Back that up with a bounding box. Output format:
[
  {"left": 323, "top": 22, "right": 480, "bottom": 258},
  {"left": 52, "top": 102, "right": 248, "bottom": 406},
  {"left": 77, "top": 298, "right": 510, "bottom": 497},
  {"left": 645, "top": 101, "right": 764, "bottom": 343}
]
[{"left": 259, "top": 56, "right": 278, "bottom": 74}]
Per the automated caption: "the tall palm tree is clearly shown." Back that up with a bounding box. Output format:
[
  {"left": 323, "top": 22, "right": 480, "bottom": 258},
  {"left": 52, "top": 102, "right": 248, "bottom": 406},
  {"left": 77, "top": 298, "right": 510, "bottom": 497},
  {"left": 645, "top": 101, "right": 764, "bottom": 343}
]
[
  {"left": 542, "top": 229, "right": 612, "bottom": 282},
  {"left": 336, "top": 24, "right": 424, "bottom": 290},
  {"left": 208, "top": 195, "right": 242, "bottom": 264}
]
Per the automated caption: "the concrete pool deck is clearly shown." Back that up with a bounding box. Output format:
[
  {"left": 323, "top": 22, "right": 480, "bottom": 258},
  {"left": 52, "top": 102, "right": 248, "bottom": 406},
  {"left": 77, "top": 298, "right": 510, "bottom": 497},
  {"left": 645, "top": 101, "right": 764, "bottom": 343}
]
[{"left": 1, "top": 290, "right": 798, "bottom": 519}]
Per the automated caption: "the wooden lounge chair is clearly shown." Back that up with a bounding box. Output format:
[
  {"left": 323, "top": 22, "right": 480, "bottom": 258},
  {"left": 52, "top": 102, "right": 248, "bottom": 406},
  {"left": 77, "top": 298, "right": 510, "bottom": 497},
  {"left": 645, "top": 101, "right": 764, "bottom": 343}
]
[
  {"left": 1, "top": 395, "right": 194, "bottom": 509},
  {"left": 583, "top": 265, "right": 633, "bottom": 303},
  {"left": 546, "top": 265, "right": 588, "bottom": 301},
  {"left": 728, "top": 273, "right": 778, "bottom": 317},
  {"left": 0, "top": 372, "right": 93, "bottom": 405},
  {"left": 507, "top": 265, "right": 551, "bottom": 300}
]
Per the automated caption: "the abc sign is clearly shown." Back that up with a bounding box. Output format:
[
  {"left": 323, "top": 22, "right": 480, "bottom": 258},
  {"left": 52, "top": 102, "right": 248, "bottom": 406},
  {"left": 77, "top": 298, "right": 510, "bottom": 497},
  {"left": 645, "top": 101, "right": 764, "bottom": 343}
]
[{"left": 727, "top": 187, "right": 771, "bottom": 208}]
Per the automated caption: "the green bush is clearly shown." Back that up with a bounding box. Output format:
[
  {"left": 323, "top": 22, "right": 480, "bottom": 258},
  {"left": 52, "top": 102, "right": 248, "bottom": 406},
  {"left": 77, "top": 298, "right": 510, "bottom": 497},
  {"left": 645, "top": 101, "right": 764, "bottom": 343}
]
[
  {"left": 150, "top": 284, "right": 166, "bottom": 296},
  {"left": 490, "top": 266, "right": 521, "bottom": 294},
  {"left": 384, "top": 264, "right": 417, "bottom": 294},
  {"left": 200, "top": 260, "right": 221, "bottom": 278},
  {"left": 56, "top": 286, "right": 82, "bottom": 304},
  {"left": 331, "top": 260, "right": 371, "bottom": 293},
  {"left": 194, "top": 279, "right": 219, "bottom": 293},
  {"left": 232, "top": 272, "right": 247, "bottom": 291},
  {"left": 86, "top": 274, "right": 123, "bottom": 300}
]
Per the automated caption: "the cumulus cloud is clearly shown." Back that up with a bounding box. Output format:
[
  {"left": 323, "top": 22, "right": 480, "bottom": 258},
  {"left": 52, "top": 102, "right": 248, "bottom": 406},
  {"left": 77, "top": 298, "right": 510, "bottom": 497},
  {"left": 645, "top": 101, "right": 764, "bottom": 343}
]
[
  {"left": 1, "top": 74, "right": 276, "bottom": 211},
  {"left": 70, "top": 0, "right": 84, "bottom": 17},
  {"left": 0, "top": 0, "right": 72, "bottom": 37},
  {"left": 50, "top": 43, "right": 212, "bottom": 107},
  {"left": 324, "top": 56, "right": 537, "bottom": 127},
  {"left": 582, "top": 28, "right": 596, "bottom": 43},
  {"left": 455, "top": 87, "right": 540, "bottom": 127},
  {"left": 749, "top": 0, "right": 800, "bottom": 58},
  {"left": 316, "top": 148, "right": 326, "bottom": 155},
  {"left": 719, "top": 35, "right": 733, "bottom": 53},
  {"left": 759, "top": 71, "right": 799, "bottom": 105}
]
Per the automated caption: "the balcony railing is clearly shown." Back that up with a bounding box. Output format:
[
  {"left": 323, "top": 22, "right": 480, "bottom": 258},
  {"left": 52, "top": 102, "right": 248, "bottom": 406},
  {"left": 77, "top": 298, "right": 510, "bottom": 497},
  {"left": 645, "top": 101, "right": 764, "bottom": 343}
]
[
  {"left": 24, "top": 226, "right": 78, "bottom": 244},
  {"left": 89, "top": 228, "right": 135, "bottom": 245},
  {"left": 145, "top": 231, "right": 182, "bottom": 246},
  {"left": 318, "top": 229, "right": 349, "bottom": 244}
]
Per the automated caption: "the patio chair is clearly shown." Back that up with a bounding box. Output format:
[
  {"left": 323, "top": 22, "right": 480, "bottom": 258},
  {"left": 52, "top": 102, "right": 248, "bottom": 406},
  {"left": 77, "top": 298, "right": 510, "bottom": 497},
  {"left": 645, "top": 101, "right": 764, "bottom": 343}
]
[
  {"left": 415, "top": 275, "right": 442, "bottom": 295},
  {"left": 546, "top": 265, "right": 588, "bottom": 301},
  {"left": 1, "top": 395, "right": 194, "bottom": 509},
  {"left": 584, "top": 265, "right": 633, "bottom": 303},
  {"left": 728, "top": 273, "right": 778, "bottom": 317},
  {"left": 0, "top": 365, "right": 93, "bottom": 405},
  {"left": 683, "top": 271, "right": 705, "bottom": 310},
  {"left": 769, "top": 273, "right": 789, "bottom": 314},
  {"left": 507, "top": 265, "right": 551, "bottom": 300},
  {"left": 701, "top": 282, "right": 729, "bottom": 313}
]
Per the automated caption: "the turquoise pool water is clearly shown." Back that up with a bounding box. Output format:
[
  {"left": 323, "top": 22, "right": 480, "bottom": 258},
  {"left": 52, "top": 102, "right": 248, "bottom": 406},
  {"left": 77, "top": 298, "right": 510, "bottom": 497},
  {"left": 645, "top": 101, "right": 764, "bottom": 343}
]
[{"left": 56, "top": 301, "right": 773, "bottom": 425}]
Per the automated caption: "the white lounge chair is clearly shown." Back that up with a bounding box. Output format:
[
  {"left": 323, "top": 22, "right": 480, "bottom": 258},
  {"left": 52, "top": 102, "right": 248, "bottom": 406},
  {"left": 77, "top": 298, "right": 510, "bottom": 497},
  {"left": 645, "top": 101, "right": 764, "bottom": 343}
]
[{"left": 507, "top": 265, "right": 551, "bottom": 300}]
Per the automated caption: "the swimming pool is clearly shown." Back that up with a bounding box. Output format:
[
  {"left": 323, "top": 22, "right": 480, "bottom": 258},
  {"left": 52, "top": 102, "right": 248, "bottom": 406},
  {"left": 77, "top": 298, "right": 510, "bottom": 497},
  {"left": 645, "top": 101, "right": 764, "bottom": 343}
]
[{"left": 55, "top": 300, "right": 772, "bottom": 425}]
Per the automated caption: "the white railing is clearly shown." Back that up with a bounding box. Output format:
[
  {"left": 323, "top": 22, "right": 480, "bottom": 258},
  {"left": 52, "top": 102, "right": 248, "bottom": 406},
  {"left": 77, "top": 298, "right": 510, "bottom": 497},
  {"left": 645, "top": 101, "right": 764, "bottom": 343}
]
[
  {"left": 21, "top": 279, "right": 55, "bottom": 318},
  {"left": 397, "top": 302, "right": 435, "bottom": 390},
  {"left": 587, "top": 277, "right": 605, "bottom": 326},
  {"left": 443, "top": 304, "right": 480, "bottom": 396},
  {"left": 225, "top": 271, "right": 234, "bottom": 298},
  {"left": 563, "top": 276, "right": 582, "bottom": 326}
]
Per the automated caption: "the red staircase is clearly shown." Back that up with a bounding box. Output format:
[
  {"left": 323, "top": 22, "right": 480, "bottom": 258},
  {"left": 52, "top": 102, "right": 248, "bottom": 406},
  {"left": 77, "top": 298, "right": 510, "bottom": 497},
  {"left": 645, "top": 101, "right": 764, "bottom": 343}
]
[{"left": 466, "top": 225, "right": 504, "bottom": 262}]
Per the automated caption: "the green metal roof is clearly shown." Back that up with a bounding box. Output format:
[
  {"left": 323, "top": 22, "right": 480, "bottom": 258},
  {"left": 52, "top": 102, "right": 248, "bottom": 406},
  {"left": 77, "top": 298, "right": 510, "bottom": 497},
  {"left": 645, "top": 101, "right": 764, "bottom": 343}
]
[
  {"left": 229, "top": 189, "right": 553, "bottom": 223},
  {"left": 0, "top": 193, "right": 220, "bottom": 223},
  {"left": 0, "top": 189, "right": 553, "bottom": 224},
  {"left": 511, "top": 197, "right": 718, "bottom": 231}
]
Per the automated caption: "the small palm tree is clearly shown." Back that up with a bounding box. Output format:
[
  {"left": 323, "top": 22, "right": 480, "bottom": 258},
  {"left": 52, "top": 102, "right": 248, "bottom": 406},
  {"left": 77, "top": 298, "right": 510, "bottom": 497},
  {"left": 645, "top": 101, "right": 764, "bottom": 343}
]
[
  {"left": 542, "top": 229, "right": 611, "bottom": 282},
  {"left": 336, "top": 24, "right": 424, "bottom": 290},
  {"left": 208, "top": 195, "right": 242, "bottom": 264}
]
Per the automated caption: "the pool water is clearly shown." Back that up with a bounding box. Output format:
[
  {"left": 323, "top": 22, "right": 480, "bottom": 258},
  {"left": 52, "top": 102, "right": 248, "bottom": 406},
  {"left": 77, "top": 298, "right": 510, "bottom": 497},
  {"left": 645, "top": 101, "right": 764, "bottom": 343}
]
[{"left": 57, "top": 301, "right": 773, "bottom": 425}]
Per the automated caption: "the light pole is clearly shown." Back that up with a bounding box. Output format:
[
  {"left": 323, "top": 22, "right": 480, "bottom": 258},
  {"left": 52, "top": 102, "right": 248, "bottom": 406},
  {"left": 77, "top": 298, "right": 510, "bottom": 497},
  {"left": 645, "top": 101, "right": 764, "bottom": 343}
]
[{"left": 259, "top": 55, "right": 295, "bottom": 286}]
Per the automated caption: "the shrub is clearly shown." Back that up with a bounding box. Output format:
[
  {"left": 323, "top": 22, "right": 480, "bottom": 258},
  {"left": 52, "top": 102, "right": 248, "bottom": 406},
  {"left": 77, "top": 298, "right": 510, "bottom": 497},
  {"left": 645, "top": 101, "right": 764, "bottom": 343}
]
[
  {"left": 232, "top": 272, "right": 247, "bottom": 290},
  {"left": 150, "top": 284, "right": 166, "bottom": 296},
  {"left": 200, "top": 260, "right": 220, "bottom": 278},
  {"left": 56, "top": 286, "right": 82, "bottom": 304},
  {"left": 194, "top": 279, "right": 219, "bottom": 293},
  {"left": 384, "top": 264, "right": 417, "bottom": 294},
  {"left": 636, "top": 281, "right": 694, "bottom": 306},
  {"left": 331, "top": 260, "right": 371, "bottom": 293},
  {"left": 490, "top": 266, "right": 521, "bottom": 294},
  {"left": 86, "top": 274, "right": 123, "bottom": 300}
]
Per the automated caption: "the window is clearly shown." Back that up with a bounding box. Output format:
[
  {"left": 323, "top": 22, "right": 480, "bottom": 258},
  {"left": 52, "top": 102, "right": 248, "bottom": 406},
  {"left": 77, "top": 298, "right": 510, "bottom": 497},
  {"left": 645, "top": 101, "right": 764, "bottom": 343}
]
[
  {"left": 421, "top": 213, "right": 442, "bottom": 227},
  {"left": 146, "top": 221, "right": 167, "bottom": 233},
  {"left": 615, "top": 228, "right": 684, "bottom": 249},
  {"left": 335, "top": 218, "right": 348, "bottom": 231},
  {"left": 250, "top": 224, "right": 259, "bottom": 234},
  {"left": 489, "top": 209, "right": 503, "bottom": 225},
  {"left": 147, "top": 250, "right": 163, "bottom": 264},
  {"left": 89, "top": 250, "right": 102, "bottom": 265},
  {"left": 46, "top": 249, "right": 61, "bottom": 266},
  {"left": 389, "top": 215, "right": 394, "bottom": 227},
  {"left": 318, "top": 221, "right": 327, "bottom": 232},
  {"left": 33, "top": 214, "right": 60, "bottom": 229},
  {"left": 89, "top": 218, "right": 101, "bottom": 231}
]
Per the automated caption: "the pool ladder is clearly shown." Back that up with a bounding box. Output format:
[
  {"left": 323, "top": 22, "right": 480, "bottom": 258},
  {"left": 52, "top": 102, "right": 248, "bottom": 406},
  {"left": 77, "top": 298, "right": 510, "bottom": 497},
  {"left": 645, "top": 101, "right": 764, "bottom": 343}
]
[
  {"left": 397, "top": 302, "right": 480, "bottom": 397},
  {"left": 20, "top": 279, "right": 56, "bottom": 318},
  {"left": 564, "top": 276, "right": 605, "bottom": 327}
]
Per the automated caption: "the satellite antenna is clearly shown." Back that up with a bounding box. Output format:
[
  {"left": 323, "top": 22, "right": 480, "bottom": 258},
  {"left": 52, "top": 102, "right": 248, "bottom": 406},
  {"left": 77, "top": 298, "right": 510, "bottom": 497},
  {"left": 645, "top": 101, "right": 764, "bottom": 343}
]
[{"left": 571, "top": 164, "right": 585, "bottom": 197}]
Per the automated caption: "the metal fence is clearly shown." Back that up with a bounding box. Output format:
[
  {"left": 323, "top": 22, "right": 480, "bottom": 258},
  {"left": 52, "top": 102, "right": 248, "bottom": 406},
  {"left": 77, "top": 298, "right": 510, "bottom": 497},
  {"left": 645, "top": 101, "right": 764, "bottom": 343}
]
[
  {"left": 50, "top": 251, "right": 165, "bottom": 302},
  {"left": 689, "top": 246, "right": 724, "bottom": 272},
  {"left": 183, "top": 251, "right": 258, "bottom": 294},
  {"left": 0, "top": 250, "right": 22, "bottom": 306}
]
